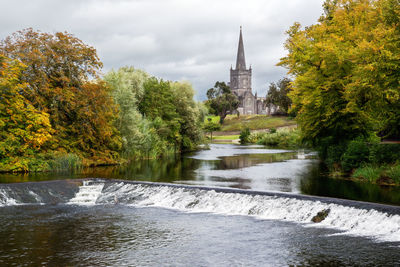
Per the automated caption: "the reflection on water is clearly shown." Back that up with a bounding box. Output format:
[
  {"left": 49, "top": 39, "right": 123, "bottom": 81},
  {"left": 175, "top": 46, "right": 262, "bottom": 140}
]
[
  {"left": 1, "top": 144, "right": 400, "bottom": 205},
  {"left": 1, "top": 205, "right": 399, "bottom": 266}
]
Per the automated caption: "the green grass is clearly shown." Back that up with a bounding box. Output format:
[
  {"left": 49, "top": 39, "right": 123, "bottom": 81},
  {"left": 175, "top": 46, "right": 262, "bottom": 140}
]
[
  {"left": 352, "top": 163, "right": 400, "bottom": 185},
  {"left": 352, "top": 165, "right": 383, "bottom": 183},
  {"left": 221, "top": 115, "right": 296, "bottom": 132},
  {"left": 204, "top": 115, "right": 296, "bottom": 132},
  {"left": 385, "top": 165, "right": 400, "bottom": 184},
  {"left": 212, "top": 135, "right": 240, "bottom": 140},
  {"left": 49, "top": 153, "right": 82, "bottom": 171},
  {"left": 204, "top": 115, "right": 220, "bottom": 124}
]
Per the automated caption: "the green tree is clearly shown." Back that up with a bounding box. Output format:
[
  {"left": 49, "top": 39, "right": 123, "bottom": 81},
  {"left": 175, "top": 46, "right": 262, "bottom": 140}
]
[
  {"left": 139, "top": 77, "right": 181, "bottom": 145},
  {"left": 203, "top": 118, "right": 221, "bottom": 142},
  {"left": 206, "top": 81, "right": 239, "bottom": 124},
  {"left": 279, "top": 0, "right": 400, "bottom": 146},
  {"left": 265, "top": 77, "right": 292, "bottom": 115},
  {"left": 104, "top": 67, "right": 151, "bottom": 158},
  {"left": 170, "top": 81, "right": 202, "bottom": 150}
]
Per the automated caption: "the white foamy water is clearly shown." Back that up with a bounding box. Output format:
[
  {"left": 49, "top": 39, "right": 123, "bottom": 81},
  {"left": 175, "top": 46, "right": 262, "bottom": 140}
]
[
  {"left": 68, "top": 181, "right": 104, "bottom": 205},
  {"left": 94, "top": 182, "right": 400, "bottom": 243},
  {"left": 0, "top": 189, "right": 18, "bottom": 206}
]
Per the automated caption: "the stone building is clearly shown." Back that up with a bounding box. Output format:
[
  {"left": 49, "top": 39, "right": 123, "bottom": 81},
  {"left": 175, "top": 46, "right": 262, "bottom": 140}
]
[{"left": 229, "top": 27, "right": 267, "bottom": 115}]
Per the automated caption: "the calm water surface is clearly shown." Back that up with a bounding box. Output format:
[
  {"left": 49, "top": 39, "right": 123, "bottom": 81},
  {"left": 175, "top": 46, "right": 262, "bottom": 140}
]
[
  {"left": 1, "top": 144, "right": 399, "bottom": 205},
  {"left": 1, "top": 144, "right": 399, "bottom": 266}
]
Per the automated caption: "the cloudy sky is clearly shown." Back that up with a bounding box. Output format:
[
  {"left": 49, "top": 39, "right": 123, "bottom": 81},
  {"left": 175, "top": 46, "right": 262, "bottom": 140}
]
[{"left": 0, "top": 0, "right": 325, "bottom": 100}]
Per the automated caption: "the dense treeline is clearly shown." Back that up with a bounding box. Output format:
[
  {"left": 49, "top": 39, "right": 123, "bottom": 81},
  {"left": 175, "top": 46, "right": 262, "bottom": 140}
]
[
  {"left": 280, "top": 0, "right": 400, "bottom": 182},
  {"left": 0, "top": 29, "right": 203, "bottom": 172},
  {"left": 104, "top": 67, "right": 204, "bottom": 159}
]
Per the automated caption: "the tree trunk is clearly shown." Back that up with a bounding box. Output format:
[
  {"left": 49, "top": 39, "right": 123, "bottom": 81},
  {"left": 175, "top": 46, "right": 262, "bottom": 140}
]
[{"left": 219, "top": 113, "right": 226, "bottom": 124}]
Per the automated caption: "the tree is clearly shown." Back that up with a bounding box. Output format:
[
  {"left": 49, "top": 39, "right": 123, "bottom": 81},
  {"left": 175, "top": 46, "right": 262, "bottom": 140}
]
[
  {"left": 206, "top": 81, "right": 239, "bottom": 124},
  {"left": 0, "top": 55, "right": 53, "bottom": 171},
  {"left": 265, "top": 77, "right": 292, "bottom": 115},
  {"left": 279, "top": 0, "right": 400, "bottom": 146},
  {"left": 139, "top": 77, "right": 181, "bottom": 145},
  {"left": 0, "top": 28, "right": 120, "bottom": 163},
  {"left": 203, "top": 118, "right": 221, "bottom": 142},
  {"left": 104, "top": 67, "right": 150, "bottom": 157},
  {"left": 170, "top": 81, "right": 202, "bottom": 150}
]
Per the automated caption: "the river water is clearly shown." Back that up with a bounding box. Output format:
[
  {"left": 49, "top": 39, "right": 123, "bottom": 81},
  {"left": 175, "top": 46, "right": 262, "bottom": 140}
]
[{"left": 0, "top": 144, "right": 399, "bottom": 266}]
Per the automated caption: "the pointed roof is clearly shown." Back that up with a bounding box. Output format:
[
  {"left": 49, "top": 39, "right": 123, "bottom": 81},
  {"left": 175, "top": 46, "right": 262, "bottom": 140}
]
[{"left": 236, "top": 26, "right": 246, "bottom": 70}]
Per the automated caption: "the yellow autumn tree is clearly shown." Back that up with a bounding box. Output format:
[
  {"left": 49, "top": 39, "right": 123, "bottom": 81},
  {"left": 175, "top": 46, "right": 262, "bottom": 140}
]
[
  {"left": 0, "top": 54, "right": 53, "bottom": 172},
  {"left": 279, "top": 0, "right": 400, "bottom": 147}
]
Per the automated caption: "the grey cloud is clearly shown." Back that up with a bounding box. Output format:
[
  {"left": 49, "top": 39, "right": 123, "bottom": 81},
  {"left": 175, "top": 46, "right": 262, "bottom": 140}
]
[{"left": 0, "top": 0, "right": 325, "bottom": 100}]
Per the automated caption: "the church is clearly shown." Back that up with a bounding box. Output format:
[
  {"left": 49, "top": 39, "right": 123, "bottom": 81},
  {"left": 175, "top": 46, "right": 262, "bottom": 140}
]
[{"left": 229, "top": 27, "right": 267, "bottom": 115}]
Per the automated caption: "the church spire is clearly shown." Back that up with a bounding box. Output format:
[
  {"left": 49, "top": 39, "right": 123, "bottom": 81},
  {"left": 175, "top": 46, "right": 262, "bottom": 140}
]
[{"left": 236, "top": 26, "right": 246, "bottom": 70}]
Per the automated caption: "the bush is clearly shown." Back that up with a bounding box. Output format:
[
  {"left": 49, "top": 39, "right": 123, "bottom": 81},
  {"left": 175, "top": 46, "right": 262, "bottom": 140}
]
[
  {"left": 372, "top": 144, "right": 400, "bottom": 164},
  {"left": 323, "top": 143, "right": 347, "bottom": 171},
  {"left": 239, "top": 128, "right": 251, "bottom": 144},
  {"left": 251, "top": 128, "right": 302, "bottom": 148},
  {"left": 340, "top": 138, "right": 370, "bottom": 172}
]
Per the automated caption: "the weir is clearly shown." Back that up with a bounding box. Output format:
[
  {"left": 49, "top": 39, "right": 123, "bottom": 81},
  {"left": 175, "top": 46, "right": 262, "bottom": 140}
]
[{"left": 0, "top": 179, "right": 400, "bottom": 242}]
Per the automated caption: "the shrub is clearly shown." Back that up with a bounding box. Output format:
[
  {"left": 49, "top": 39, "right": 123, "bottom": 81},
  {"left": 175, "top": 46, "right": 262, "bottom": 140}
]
[
  {"left": 372, "top": 144, "right": 400, "bottom": 164},
  {"left": 340, "top": 138, "right": 370, "bottom": 172},
  {"left": 323, "top": 143, "right": 347, "bottom": 170},
  {"left": 253, "top": 128, "right": 301, "bottom": 148},
  {"left": 239, "top": 127, "right": 251, "bottom": 144}
]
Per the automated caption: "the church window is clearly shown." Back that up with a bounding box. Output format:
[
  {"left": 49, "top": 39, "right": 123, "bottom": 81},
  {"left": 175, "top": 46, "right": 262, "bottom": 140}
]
[{"left": 246, "top": 97, "right": 252, "bottom": 107}]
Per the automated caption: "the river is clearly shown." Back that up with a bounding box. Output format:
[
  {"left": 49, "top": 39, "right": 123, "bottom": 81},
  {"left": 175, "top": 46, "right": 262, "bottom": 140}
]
[{"left": 0, "top": 144, "right": 399, "bottom": 266}]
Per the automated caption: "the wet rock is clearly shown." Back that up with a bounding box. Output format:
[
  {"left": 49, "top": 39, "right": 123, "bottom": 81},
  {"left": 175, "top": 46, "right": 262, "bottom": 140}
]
[{"left": 311, "top": 209, "right": 330, "bottom": 223}]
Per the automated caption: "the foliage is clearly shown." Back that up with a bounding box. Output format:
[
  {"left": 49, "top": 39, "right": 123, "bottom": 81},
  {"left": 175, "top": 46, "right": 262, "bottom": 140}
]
[
  {"left": 203, "top": 120, "right": 221, "bottom": 133},
  {"left": 206, "top": 81, "right": 239, "bottom": 124},
  {"left": 203, "top": 118, "right": 221, "bottom": 142},
  {"left": 353, "top": 165, "right": 383, "bottom": 183},
  {"left": 239, "top": 128, "right": 251, "bottom": 144},
  {"left": 370, "top": 143, "right": 400, "bottom": 164},
  {"left": 279, "top": 0, "right": 400, "bottom": 145},
  {"left": 49, "top": 153, "right": 82, "bottom": 171},
  {"left": 249, "top": 128, "right": 302, "bottom": 148},
  {"left": 340, "top": 138, "right": 372, "bottom": 172},
  {"left": 0, "top": 28, "right": 120, "bottom": 165},
  {"left": 0, "top": 55, "right": 53, "bottom": 172},
  {"left": 385, "top": 164, "right": 400, "bottom": 184},
  {"left": 105, "top": 67, "right": 203, "bottom": 158},
  {"left": 352, "top": 163, "right": 400, "bottom": 184},
  {"left": 104, "top": 67, "right": 152, "bottom": 158},
  {"left": 322, "top": 135, "right": 400, "bottom": 175},
  {"left": 265, "top": 77, "right": 293, "bottom": 115},
  {"left": 170, "top": 81, "right": 203, "bottom": 151}
]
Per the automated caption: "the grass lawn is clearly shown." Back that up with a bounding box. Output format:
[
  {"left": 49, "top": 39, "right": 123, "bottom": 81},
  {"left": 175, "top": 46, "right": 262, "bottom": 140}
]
[
  {"left": 212, "top": 135, "right": 240, "bottom": 140},
  {"left": 205, "top": 115, "right": 296, "bottom": 132}
]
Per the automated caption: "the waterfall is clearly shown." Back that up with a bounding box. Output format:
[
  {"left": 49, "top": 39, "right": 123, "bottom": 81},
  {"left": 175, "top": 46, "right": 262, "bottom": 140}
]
[
  {"left": 68, "top": 180, "right": 104, "bottom": 205},
  {"left": 1, "top": 179, "right": 399, "bottom": 242}
]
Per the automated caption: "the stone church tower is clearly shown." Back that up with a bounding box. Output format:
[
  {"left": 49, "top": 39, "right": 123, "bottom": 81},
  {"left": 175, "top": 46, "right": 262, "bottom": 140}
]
[{"left": 230, "top": 27, "right": 266, "bottom": 115}]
